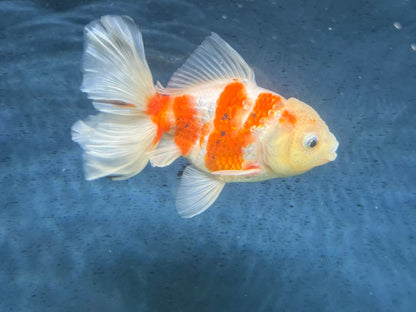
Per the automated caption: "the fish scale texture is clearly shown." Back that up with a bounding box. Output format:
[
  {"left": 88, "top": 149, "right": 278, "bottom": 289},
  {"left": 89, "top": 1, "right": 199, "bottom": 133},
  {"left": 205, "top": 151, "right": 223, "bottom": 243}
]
[{"left": 1, "top": 0, "right": 415, "bottom": 312}]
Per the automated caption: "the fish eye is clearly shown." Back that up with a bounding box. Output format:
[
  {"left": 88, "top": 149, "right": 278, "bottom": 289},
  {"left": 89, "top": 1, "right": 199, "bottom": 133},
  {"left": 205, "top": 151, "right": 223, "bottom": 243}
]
[{"left": 303, "top": 134, "right": 319, "bottom": 149}]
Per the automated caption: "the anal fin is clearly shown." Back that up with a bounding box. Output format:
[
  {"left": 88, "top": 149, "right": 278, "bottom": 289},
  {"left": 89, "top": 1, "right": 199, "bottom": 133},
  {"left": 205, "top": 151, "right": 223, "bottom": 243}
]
[{"left": 149, "top": 137, "right": 182, "bottom": 167}]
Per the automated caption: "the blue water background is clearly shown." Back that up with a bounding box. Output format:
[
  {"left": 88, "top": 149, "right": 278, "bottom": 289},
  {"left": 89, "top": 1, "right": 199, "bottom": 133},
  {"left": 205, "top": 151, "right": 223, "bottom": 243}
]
[{"left": 1, "top": 0, "right": 415, "bottom": 311}]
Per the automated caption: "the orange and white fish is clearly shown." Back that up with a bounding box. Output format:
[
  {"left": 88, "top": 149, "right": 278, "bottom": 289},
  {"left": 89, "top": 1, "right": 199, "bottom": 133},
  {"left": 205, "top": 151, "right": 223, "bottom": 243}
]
[{"left": 72, "top": 15, "right": 339, "bottom": 218}]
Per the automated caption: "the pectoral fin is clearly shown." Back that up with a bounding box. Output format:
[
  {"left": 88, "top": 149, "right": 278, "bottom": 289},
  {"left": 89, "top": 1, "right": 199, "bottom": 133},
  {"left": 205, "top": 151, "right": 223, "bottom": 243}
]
[{"left": 176, "top": 166, "right": 226, "bottom": 218}]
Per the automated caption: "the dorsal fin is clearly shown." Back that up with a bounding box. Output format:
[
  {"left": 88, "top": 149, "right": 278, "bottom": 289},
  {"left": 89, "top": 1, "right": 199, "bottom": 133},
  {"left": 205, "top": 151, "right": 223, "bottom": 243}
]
[{"left": 164, "top": 33, "right": 256, "bottom": 95}]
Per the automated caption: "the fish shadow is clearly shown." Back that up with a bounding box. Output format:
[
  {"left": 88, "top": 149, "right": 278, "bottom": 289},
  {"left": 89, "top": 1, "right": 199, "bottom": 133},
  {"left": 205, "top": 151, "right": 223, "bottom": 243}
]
[
  {"left": 87, "top": 248, "right": 276, "bottom": 312},
  {"left": 83, "top": 240, "right": 383, "bottom": 312}
]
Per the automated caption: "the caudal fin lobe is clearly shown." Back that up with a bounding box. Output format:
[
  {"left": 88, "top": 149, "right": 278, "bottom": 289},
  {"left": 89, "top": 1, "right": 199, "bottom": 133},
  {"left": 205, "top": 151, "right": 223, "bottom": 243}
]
[{"left": 72, "top": 15, "right": 157, "bottom": 180}]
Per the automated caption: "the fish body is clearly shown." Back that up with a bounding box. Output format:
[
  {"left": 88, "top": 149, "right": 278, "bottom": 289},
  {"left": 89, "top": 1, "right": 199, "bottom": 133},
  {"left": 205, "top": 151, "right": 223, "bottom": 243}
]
[
  {"left": 147, "top": 81, "right": 283, "bottom": 182},
  {"left": 72, "top": 15, "right": 339, "bottom": 218}
]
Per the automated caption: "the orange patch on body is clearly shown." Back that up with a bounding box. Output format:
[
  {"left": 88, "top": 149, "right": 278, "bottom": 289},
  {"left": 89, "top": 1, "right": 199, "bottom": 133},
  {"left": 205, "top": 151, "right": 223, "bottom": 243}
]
[
  {"left": 279, "top": 109, "right": 297, "bottom": 125},
  {"left": 245, "top": 93, "right": 283, "bottom": 129},
  {"left": 147, "top": 93, "right": 172, "bottom": 143},
  {"left": 205, "top": 82, "right": 249, "bottom": 171},
  {"left": 205, "top": 87, "right": 284, "bottom": 172},
  {"left": 173, "top": 95, "right": 200, "bottom": 155}
]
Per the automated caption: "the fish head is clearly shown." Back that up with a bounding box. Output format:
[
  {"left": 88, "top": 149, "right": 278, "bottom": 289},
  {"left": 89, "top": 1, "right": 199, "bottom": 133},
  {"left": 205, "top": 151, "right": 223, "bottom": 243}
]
[{"left": 263, "top": 97, "right": 338, "bottom": 177}]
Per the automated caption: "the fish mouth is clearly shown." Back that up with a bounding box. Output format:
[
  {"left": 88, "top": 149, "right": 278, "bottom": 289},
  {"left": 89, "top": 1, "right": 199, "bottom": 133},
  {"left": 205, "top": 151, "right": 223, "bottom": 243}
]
[{"left": 327, "top": 136, "right": 339, "bottom": 161}]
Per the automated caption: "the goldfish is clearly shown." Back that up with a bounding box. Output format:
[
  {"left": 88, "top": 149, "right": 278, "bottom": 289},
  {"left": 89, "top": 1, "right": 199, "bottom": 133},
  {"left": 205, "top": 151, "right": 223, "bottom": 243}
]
[{"left": 72, "top": 15, "right": 339, "bottom": 218}]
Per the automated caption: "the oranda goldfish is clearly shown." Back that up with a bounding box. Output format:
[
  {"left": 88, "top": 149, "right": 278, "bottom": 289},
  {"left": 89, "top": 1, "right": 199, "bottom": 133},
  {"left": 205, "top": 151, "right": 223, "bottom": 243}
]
[{"left": 72, "top": 15, "right": 339, "bottom": 218}]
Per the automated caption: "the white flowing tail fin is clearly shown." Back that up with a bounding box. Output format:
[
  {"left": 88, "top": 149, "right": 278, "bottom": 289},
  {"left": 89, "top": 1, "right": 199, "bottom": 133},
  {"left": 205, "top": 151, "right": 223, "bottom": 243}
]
[{"left": 72, "top": 15, "right": 157, "bottom": 180}]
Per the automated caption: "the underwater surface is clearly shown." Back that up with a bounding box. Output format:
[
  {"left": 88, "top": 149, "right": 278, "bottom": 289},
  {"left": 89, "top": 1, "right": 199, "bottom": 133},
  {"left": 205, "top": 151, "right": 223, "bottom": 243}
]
[{"left": 1, "top": 0, "right": 415, "bottom": 311}]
